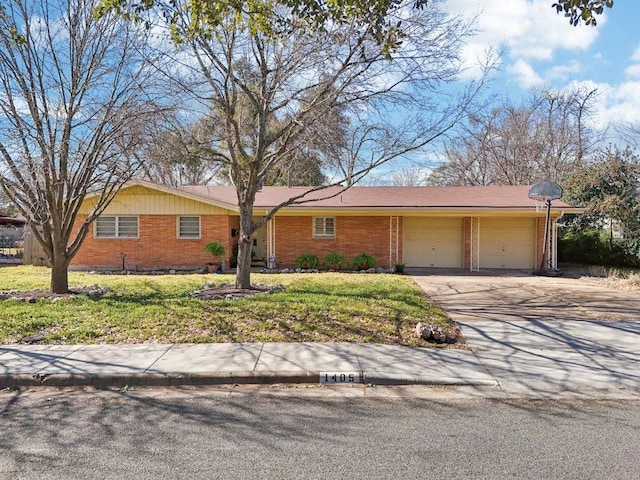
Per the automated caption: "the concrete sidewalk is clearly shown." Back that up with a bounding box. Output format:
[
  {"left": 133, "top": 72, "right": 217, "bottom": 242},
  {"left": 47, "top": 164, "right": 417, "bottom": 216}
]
[{"left": 0, "top": 342, "right": 497, "bottom": 389}]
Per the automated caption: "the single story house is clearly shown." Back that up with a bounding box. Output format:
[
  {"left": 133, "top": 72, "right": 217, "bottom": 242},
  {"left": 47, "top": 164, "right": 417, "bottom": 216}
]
[
  {"left": 0, "top": 211, "right": 26, "bottom": 227},
  {"left": 70, "top": 180, "right": 581, "bottom": 272}
]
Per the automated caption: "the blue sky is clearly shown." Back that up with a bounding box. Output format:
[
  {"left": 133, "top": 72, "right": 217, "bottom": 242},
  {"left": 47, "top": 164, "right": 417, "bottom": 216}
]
[
  {"left": 444, "top": 0, "right": 640, "bottom": 135},
  {"left": 370, "top": 1, "right": 640, "bottom": 184}
]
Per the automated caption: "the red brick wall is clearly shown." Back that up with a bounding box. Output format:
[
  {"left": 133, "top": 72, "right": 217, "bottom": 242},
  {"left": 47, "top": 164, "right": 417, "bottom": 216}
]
[
  {"left": 70, "top": 214, "right": 232, "bottom": 270},
  {"left": 273, "top": 216, "right": 395, "bottom": 268}
]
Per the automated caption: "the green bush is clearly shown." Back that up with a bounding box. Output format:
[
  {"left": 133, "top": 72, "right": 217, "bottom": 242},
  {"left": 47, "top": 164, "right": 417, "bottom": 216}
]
[
  {"left": 558, "top": 228, "right": 638, "bottom": 267},
  {"left": 295, "top": 252, "right": 320, "bottom": 269},
  {"left": 323, "top": 252, "right": 347, "bottom": 271},
  {"left": 352, "top": 252, "right": 377, "bottom": 270},
  {"left": 204, "top": 241, "right": 225, "bottom": 261}
]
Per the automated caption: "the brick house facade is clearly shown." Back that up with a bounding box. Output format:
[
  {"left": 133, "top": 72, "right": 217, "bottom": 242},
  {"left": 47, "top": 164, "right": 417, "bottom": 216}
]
[{"left": 68, "top": 180, "right": 578, "bottom": 272}]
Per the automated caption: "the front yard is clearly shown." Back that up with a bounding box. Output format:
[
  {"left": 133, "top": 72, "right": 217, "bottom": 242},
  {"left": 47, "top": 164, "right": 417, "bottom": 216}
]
[{"left": 0, "top": 266, "right": 455, "bottom": 346}]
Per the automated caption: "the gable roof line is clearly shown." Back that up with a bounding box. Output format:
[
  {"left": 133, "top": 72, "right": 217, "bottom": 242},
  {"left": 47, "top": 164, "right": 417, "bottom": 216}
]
[
  {"left": 84, "top": 180, "right": 582, "bottom": 213},
  {"left": 86, "top": 179, "right": 241, "bottom": 212}
]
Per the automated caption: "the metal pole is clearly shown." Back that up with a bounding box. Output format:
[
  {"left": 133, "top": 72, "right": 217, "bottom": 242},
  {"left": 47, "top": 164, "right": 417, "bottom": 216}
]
[{"left": 539, "top": 199, "right": 551, "bottom": 271}]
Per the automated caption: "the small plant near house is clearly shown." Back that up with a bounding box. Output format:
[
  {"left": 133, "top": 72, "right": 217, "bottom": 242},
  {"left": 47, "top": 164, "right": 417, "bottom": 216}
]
[
  {"left": 295, "top": 252, "right": 320, "bottom": 269},
  {"left": 323, "top": 252, "right": 347, "bottom": 271},
  {"left": 204, "top": 241, "right": 226, "bottom": 273},
  {"left": 394, "top": 262, "right": 406, "bottom": 274},
  {"left": 352, "top": 252, "right": 377, "bottom": 270}
]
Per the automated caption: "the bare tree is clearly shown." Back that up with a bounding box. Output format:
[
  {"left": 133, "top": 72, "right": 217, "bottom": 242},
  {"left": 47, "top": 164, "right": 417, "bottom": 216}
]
[
  {"left": 390, "top": 167, "right": 429, "bottom": 187},
  {"left": 0, "top": 0, "right": 166, "bottom": 293},
  {"left": 140, "top": 117, "right": 224, "bottom": 187},
  {"left": 114, "top": 1, "right": 485, "bottom": 288},
  {"left": 430, "top": 87, "right": 601, "bottom": 186}
]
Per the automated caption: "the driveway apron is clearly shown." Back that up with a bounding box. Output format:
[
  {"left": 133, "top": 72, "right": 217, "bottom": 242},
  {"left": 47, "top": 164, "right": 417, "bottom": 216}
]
[{"left": 413, "top": 271, "right": 640, "bottom": 397}]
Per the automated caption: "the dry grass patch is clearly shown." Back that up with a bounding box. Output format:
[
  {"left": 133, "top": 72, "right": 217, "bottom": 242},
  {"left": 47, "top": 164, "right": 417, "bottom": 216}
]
[{"left": 582, "top": 272, "right": 640, "bottom": 293}]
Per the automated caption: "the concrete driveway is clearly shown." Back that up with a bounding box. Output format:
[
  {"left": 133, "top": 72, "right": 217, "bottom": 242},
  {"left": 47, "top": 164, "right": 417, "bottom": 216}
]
[{"left": 412, "top": 270, "right": 640, "bottom": 397}]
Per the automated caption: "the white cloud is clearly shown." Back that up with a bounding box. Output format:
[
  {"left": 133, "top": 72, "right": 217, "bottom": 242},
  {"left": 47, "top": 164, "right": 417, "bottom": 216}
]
[
  {"left": 507, "top": 59, "right": 544, "bottom": 88},
  {"left": 624, "top": 45, "right": 640, "bottom": 79},
  {"left": 624, "top": 64, "right": 640, "bottom": 80},
  {"left": 630, "top": 44, "right": 640, "bottom": 62},
  {"left": 565, "top": 79, "right": 640, "bottom": 134},
  {"left": 444, "top": 0, "right": 602, "bottom": 82},
  {"left": 545, "top": 61, "right": 583, "bottom": 82},
  {"left": 599, "top": 81, "right": 640, "bottom": 126}
]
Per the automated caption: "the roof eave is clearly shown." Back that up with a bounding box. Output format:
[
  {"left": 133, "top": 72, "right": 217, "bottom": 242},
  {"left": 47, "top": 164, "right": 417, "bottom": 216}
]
[{"left": 256, "top": 205, "right": 584, "bottom": 214}]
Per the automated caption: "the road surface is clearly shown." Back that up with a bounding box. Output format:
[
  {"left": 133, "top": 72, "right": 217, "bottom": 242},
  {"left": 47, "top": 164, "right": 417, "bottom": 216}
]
[{"left": 2, "top": 386, "right": 639, "bottom": 479}]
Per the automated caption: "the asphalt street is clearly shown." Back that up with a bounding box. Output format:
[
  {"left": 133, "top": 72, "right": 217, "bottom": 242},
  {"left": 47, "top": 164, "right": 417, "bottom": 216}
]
[{"left": 1, "top": 387, "right": 639, "bottom": 479}]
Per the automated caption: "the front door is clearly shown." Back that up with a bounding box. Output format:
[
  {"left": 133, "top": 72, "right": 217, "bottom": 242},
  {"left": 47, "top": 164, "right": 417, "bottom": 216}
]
[{"left": 252, "top": 220, "right": 265, "bottom": 262}]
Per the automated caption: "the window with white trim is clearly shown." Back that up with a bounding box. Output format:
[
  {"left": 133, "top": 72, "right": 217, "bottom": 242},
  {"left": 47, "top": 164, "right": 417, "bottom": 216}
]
[
  {"left": 178, "top": 216, "right": 200, "bottom": 238},
  {"left": 313, "top": 216, "right": 335, "bottom": 238},
  {"left": 95, "top": 216, "right": 138, "bottom": 238}
]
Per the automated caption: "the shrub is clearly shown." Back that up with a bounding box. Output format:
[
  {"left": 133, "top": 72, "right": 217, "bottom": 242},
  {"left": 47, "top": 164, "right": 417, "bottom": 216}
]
[
  {"left": 323, "top": 252, "right": 347, "bottom": 271},
  {"left": 204, "top": 242, "right": 225, "bottom": 262},
  {"left": 295, "top": 252, "right": 320, "bottom": 269},
  {"left": 352, "top": 252, "right": 377, "bottom": 270},
  {"left": 558, "top": 228, "right": 638, "bottom": 267}
]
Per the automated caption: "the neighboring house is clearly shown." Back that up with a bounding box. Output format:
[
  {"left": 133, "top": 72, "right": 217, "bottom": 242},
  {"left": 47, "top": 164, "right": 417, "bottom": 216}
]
[
  {"left": 0, "top": 212, "right": 26, "bottom": 265},
  {"left": 0, "top": 211, "right": 26, "bottom": 228},
  {"left": 70, "top": 180, "right": 581, "bottom": 272}
]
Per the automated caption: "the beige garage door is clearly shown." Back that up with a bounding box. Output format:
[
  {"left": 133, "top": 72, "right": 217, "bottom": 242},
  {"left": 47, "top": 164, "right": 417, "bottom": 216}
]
[
  {"left": 479, "top": 218, "right": 535, "bottom": 269},
  {"left": 404, "top": 217, "right": 463, "bottom": 268}
]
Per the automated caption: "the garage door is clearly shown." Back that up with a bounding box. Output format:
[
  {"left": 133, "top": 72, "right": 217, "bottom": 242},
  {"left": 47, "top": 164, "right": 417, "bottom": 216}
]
[
  {"left": 479, "top": 218, "right": 535, "bottom": 269},
  {"left": 404, "top": 217, "right": 463, "bottom": 268}
]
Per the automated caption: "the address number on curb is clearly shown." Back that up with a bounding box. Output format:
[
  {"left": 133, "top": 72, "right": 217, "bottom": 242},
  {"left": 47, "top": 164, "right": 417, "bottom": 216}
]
[{"left": 319, "top": 372, "right": 360, "bottom": 384}]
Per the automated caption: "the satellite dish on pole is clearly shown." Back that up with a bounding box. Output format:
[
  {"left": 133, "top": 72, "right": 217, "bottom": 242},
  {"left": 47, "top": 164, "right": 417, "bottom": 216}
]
[{"left": 529, "top": 180, "right": 563, "bottom": 276}]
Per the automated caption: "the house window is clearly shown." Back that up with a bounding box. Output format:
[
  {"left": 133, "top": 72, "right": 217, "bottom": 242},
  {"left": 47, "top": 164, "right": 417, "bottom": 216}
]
[
  {"left": 95, "top": 216, "right": 138, "bottom": 238},
  {"left": 178, "top": 216, "right": 201, "bottom": 238},
  {"left": 313, "top": 216, "right": 335, "bottom": 238}
]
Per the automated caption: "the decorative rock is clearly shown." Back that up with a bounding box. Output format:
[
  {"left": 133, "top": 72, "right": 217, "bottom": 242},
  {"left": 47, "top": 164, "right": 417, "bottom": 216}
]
[
  {"left": 22, "top": 332, "right": 46, "bottom": 344},
  {"left": 415, "top": 322, "right": 431, "bottom": 339},
  {"left": 415, "top": 322, "right": 453, "bottom": 343}
]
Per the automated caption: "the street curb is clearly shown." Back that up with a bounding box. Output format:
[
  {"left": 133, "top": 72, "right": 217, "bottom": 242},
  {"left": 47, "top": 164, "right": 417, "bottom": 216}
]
[
  {"left": 0, "top": 371, "right": 498, "bottom": 389},
  {"left": 0, "top": 371, "right": 320, "bottom": 389},
  {"left": 362, "top": 373, "right": 499, "bottom": 387}
]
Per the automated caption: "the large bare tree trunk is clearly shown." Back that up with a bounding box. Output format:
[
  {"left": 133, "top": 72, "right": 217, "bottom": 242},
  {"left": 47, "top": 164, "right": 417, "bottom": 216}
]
[
  {"left": 51, "top": 260, "right": 70, "bottom": 294},
  {"left": 235, "top": 203, "right": 255, "bottom": 289}
]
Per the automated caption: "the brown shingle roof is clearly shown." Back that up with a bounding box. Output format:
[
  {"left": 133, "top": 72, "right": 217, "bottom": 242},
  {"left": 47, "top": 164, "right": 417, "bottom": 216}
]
[{"left": 178, "top": 185, "right": 576, "bottom": 209}]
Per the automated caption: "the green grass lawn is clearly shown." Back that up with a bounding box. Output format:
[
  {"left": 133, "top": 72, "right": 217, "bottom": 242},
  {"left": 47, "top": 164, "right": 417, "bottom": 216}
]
[{"left": 0, "top": 266, "right": 453, "bottom": 346}]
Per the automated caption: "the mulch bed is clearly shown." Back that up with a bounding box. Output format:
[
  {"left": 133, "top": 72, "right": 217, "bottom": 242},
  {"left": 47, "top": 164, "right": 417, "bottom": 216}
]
[
  {"left": 190, "top": 282, "right": 284, "bottom": 300},
  {"left": 0, "top": 285, "right": 108, "bottom": 302}
]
